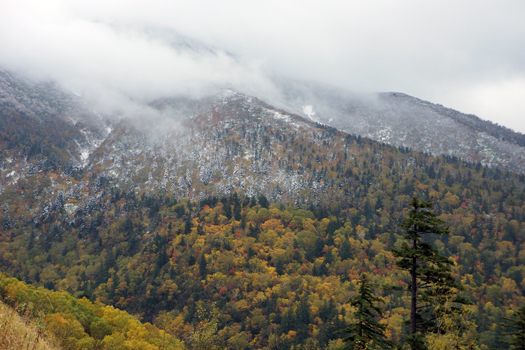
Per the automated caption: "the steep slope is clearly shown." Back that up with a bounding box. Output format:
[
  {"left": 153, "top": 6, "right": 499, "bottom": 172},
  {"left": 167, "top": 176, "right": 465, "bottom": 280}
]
[
  {"left": 0, "top": 300, "right": 59, "bottom": 350},
  {"left": 3, "top": 66, "right": 525, "bottom": 179},
  {"left": 0, "top": 273, "right": 186, "bottom": 349},
  {"left": 90, "top": 90, "right": 349, "bottom": 205},
  {"left": 0, "top": 69, "right": 111, "bottom": 189},
  {"left": 272, "top": 79, "right": 525, "bottom": 174},
  {"left": 1, "top": 165, "right": 524, "bottom": 348}
]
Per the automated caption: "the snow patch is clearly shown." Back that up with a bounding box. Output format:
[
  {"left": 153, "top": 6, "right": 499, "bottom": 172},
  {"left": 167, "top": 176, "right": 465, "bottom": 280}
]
[
  {"left": 271, "top": 111, "right": 290, "bottom": 122},
  {"left": 217, "top": 89, "right": 237, "bottom": 101},
  {"left": 302, "top": 105, "right": 318, "bottom": 122},
  {"left": 64, "top": 203, "right": 78, "bottom": 215}
]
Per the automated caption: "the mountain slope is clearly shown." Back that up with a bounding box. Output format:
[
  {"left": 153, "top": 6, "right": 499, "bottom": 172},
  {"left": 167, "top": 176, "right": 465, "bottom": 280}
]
[
  {"left": 1, "top": 68, "right": 525, "bottom": 348},
  {"left": 0, "top": 69, "right": 111, "bottom": 172},
  {"left": 0, "top": 300, "right": 59, "bottom": 350},
  {"left": 0, "top": 273, "right": 186, "bottom": 349},
  {"left": 272, "top": 79, "right": 525, "bottom": 174},
  {"left": 90, "top": 90, "right": 346, "bottom": 205}
]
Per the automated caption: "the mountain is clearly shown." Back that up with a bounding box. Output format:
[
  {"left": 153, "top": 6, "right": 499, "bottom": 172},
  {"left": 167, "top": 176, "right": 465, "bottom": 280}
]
[
  {"left": 91, "top": 90, "right": 350, "bottom": 205},
  {"left": 0, "top": 69, "right": 368, "bottom": 206},
  {"left": 0, "top": 68, "right": 111, "bottom": 172},
  {"left": 272, "top": 78, "right": 525, "bottom": 174},
  {"left": 3, "top": 67, "right": 524, "bottom": 206},
  {"left": 2, "top": 68, "right": 525, "bottom": 349}
]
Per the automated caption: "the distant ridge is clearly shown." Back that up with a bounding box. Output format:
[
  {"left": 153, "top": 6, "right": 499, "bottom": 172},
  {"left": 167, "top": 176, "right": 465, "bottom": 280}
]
[{"left": 271, "top": 78, "right": 525, "bottom": 174}]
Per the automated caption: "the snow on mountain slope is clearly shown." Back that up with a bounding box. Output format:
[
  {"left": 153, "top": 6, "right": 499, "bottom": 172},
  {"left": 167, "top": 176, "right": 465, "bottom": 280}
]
[
  {"left": 0, "top": 69, "right": 111, "bottom": 167},
  {"left": 88, "top": 90, "right": 342, "bottom": 205},
  {"left": 4, "top": 67, "right": 525, "bottom": 231},
  {"left": 271, "top": 79, "right": 525, "bottom": 174}
]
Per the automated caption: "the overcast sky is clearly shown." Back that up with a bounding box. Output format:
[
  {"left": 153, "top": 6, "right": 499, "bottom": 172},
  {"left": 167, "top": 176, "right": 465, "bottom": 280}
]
[{"left": 1, "top": 0, "right": 524, "bottom": 132}]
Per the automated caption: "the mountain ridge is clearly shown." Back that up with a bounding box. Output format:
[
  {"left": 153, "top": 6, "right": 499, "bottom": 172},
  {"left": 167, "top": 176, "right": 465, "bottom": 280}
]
[
  {"left": 270, "top": 78, "right": 525, "bottom": 174},
  {"left": 1, "top": 67, "right": 525, "bottom": 349},
  {"left": 3, "top": 67, "right": 525, "bottom": 176}
]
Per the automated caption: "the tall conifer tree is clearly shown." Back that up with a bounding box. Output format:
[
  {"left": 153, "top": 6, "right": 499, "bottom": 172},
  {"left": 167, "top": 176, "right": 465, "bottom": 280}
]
[
  {"left": 501, "top": 306, "right": 525, "bottom": 350},
  {"left": 336, "top": 273, "right": 396, "bottom": 349},
  {"left": 391, "top": 197, "right": 462, "bottom": 350}
]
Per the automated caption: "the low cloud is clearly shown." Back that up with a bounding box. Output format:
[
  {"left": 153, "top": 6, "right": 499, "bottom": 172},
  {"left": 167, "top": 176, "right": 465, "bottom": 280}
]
[
  {"left": 1, "top": 0, "right": 524, "bottom": 132},
  {"left": 0, "top": 0, "right": 277, "bottom": 117},
  {"left": 443, "top": 76, "right": 525, "bottom": 134}
]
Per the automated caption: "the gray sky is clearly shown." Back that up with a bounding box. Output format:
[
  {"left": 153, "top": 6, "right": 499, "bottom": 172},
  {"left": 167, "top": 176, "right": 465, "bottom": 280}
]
[{"left": 1, "top": 0, "right": 524, "bottom": 132}]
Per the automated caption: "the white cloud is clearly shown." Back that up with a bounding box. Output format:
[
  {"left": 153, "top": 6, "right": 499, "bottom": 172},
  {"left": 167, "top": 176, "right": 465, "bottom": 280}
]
[
  {"left": 0, "top": 0, "right": 276, "bottom": 114},
  {"left": 442, "top": 76, "right": 525, "bottom": 133},
  {"left": 1, "top": 0, "right": 524, "bottom": 132}
]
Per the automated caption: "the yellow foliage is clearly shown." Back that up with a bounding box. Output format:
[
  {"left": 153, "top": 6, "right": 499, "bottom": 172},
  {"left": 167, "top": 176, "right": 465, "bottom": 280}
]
[
  {"left": 501, "top": 277, "right": 518, "bottom": 295},
  {"left": 315, "top": 282, "right": 332, "bottom": 297},
  {"left": 235, "top": 299, "right": 249, "bottom": 312},
  {"left": 286, "top": 330, "right": 296, "bottom": 342},
  {"left": 259, "top": 229, "right": 279, "bottom": 247},
  {"left": 261, "top": 218, "right": 284, "bottom": 233},
  {"left": 45, "top": 313, "right": 90, "bottom": 349},
  {"left": 254, "top": 291, "right": 267, "bottom": 303}
]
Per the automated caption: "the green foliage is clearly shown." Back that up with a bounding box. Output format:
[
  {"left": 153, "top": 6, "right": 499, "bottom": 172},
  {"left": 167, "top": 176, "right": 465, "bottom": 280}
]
[
  {"left": 501, "top": 306, "right": 525, "bottom": 350},
  {"left": 90, "top": 317, "right": 112, "bottom": 340},
  {"left": 189, "top": 302, "right": 224, "bottom": 350},
  {"left": 2, "top": 125, "right": 525, "bottom": 349},
  {"left": 0, "top": 272, "right": 186, "bottom": 349},
  {"left": 391, "top": 197, "right": 466, "bottom": 350},
  {"left": 336, "top": 273, "right": 396, "bottom": 349}
]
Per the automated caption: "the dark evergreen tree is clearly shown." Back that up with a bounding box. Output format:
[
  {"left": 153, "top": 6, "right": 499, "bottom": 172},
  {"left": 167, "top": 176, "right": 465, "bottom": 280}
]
[
  {"left": 234, "top": 202, "right": 242, "bottom": 221},
  {"left": 156, "top": 246, "right": 168, "bottom": 270},
  {"left": 184, "top": 218, "right": 193, "bottom": 234},
  {"left": 231, "top": 192, "right": 242, "bottom": 221},
  {"left": 199, "top": 254, "right": 208, "bottom": 277},
  {"left": 223, "top": 202, "right": 232, "bottom": 220},
  {"left": 335, "top": 273, "right": 395, "bottom": 349},
  {"left": 258, "top": 194, "right": 270, "bottom": 209},
  {"left": 296, "top": 297, "right": 311, "bottom": 341},
  {"left": 314, "top": 237, "right": 324, "bottom": 258},
  {"left": 501, "top": 306, "right": 525, "bottom": 350},
  {"left": 340, "top": 239, "right": 352, "bottom": 260},
  {"left": 280, "top": 307, "right": 295, "bottom": 334},
  {"left": 391, "top": 197, "right": 462, "bottom": 350},
  {"left": 248, "top": 223, "right": 260, "bottom": 238},
  {"left": 275, "top": 258, "right": 284, "bottom": 275}
]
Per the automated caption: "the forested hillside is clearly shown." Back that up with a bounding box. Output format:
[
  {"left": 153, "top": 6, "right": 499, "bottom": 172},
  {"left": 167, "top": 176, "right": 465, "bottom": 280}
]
[
  {"left": 2, "top": 68, "right": 525, "bottom": 349},
  {"left": 0, "top": 273, "right": 186, "bottom": 349},
  {"left": 272, "top": 79, "right": 525, "bottom": 174},
  {"left": 1, "top": 108, "right": 525, "bottom": 348}
]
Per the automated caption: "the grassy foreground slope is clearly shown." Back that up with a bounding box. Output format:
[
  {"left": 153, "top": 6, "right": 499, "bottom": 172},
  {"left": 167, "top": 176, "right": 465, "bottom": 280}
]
[
  {"left": 0, "top": 300, "right": 59, "bottom": 350},
  {"left": 0, "top": 273, "right": 186, "bottom": 350}
]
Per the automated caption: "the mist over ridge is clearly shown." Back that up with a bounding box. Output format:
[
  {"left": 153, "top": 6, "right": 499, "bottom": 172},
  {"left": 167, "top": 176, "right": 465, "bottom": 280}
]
[
  {"left": 1, "top": 7, "right": 525, "bottom": 174},
  {"left": 3, "top": 3, "right": 525, "bottom": 349},
  {"left": 2, "top": 0, "right": 525, "bottom": 133}
]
